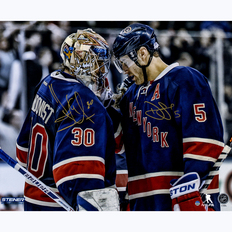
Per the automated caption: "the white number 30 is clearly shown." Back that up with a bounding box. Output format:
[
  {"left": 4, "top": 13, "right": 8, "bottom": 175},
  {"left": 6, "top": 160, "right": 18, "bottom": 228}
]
[
  {"left": 193, "top": 103, "right": 207, "bottom": 122},
  {"left": 71, "top": 127, "right": 95, "bottom": 147}
]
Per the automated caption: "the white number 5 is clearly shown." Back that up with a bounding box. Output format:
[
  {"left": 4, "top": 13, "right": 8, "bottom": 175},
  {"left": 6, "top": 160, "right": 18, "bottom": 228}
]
[{"left": 193, "top": 103, "right": 207, "bottom": 122}]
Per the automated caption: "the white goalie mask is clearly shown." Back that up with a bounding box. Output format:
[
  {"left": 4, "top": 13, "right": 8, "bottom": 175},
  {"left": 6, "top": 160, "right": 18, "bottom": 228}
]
[{"left": 60, "top": 29, "right": 111, "bottom": 97}]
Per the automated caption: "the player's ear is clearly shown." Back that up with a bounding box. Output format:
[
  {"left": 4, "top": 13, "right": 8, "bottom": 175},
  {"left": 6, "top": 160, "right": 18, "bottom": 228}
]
[{"left": 137, "top": 47, "right": 149, "bottom": 65}]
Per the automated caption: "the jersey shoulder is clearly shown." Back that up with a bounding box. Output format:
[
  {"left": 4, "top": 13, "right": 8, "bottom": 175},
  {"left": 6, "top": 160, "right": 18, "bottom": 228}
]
[
  {"left": 37, "top": 71, "right": 103, "bottom": 108},
  {"left": 168, "top": 66, "right": 209, "bottom": 88}
]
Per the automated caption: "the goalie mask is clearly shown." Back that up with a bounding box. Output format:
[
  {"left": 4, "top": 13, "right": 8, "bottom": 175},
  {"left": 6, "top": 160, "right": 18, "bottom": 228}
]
[{"left": 60, "top": 29, "right": 111, "bottom": 97}]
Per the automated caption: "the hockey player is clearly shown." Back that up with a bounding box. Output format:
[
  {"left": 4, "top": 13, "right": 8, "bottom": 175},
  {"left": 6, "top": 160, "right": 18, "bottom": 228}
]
[
  {"left": 16, "top": 29, "right": 116, "bottom": 211},
  {"left": 112, "top": 23, "right": 228, "bottom": 211}
]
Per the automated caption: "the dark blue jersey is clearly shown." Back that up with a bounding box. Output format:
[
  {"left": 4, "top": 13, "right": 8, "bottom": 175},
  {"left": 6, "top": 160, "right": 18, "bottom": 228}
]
[
  {"left": 16, "top": 71, "right": 116, "bottom": 211},
  {"left": 106, "top": 102, "right": 128, "bottom": 208},
  {"left": 120, "top": 63, "right": 225, "bottom": 211}
]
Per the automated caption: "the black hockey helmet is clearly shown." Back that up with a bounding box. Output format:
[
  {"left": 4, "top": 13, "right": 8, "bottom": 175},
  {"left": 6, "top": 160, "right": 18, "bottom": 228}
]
[{"left": 112, "top": 23, "right": 159, "bottom": 73}]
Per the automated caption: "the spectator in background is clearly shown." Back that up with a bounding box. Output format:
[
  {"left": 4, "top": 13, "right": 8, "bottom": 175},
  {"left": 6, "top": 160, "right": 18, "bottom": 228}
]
[
  {"left": 0, "top": 34, "right": 16, "bottom": 104},
  {"left": 176, "top": 52, "right": 193, "bottom": 67},
  {"left": 157, "top": 30, "right": 174, "bottom": 64},
  {"left": 200, "top": 21, "right": 231, "bottom": 36},
  {"left": 0, "top": 108, "right": 22, "bottom": 159},
  {"left": 3, "top": 30, "right": 43, "bottom": 118},
  {"left": 47, "top": 22, "right": 67, "bottom": 70},
  {"left": 23, "top": 31, "right": 43, "bottom": 111},
  {"left": 192, "top": 29, "right": 213, "bottom": 78},
  {"left": 158, "top": 28, "right": 195, "bottom": 67},
  {"left": 170, "top": 28, "right": 195, "bottom": 63},
  {"left": 38, "top": 47, "right": 54, "bottom": 78},
  {"left": 2, "top": 50, "right": 22, "bottom": 123}
]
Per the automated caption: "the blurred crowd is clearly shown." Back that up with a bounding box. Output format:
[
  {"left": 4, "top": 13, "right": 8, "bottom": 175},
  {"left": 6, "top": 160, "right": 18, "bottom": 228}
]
[{"left": 1, "top": 21, "right": 232, "bottom": 210}]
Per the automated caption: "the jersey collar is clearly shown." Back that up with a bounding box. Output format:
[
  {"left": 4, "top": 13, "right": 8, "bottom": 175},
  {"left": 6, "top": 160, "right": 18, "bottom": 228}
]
[{"left": 151, "top": 62, "right": 179, "bottom": 83}]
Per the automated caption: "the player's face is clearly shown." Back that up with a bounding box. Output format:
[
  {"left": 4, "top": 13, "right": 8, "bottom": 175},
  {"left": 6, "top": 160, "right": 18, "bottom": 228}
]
[
  {"left": 119, "top": 56, "right": 144, "bottom": 85},
  {"left": 126, "top": 63, "right": 144, "bottom": 85}
]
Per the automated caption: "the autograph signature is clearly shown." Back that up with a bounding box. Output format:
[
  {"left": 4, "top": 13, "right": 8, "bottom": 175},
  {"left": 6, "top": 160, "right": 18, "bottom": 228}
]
[
  {"left": 145, "top": 101, "right": 181, "bottom": 120},
  {"left": 49, "top": 84, "right": 95, "bottom": 132},
  {"left": 87, "top": 99, "right": 93, "bottom": 109}
]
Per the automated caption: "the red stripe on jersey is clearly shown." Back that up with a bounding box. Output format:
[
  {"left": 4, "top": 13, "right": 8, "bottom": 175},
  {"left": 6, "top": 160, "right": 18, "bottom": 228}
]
[
  {"left": 207, "top": 175, "right": 219, "bottom": 190},
  {"left": 115, "top": 130, "right": 124, "bottom": 154},
  {"left": 16, "top": 147, "right": 27, "bottom": 165},
  {"left": 116, "top": 173, "right": 128, "bottom": 188},
  {"left": 24, "top": 182, "right": 60, "bottom": 203},
  {"left": 53, "top": 160, "right": 105, "bottom": 183},
  {"left": 128, "top": 175, "right": 180, "bottom": 196},
  {"left": 183, "top": 141, "right": 223, "bottom": 160}
]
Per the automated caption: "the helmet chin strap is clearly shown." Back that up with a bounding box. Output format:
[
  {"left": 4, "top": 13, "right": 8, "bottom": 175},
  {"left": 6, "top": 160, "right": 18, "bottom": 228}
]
[
  {"left": 141, "top": 66, "right": 148, "bottom": 85},
  {"left": 135, "top": 54, "right": 153, "bottom": 85}
]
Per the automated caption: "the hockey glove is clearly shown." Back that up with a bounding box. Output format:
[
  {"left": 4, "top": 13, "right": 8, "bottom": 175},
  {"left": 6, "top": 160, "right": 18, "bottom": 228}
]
[
  {"left": 169, "top": 172, "right": 206, "bottom": 211},
  {"left": 116, "top": 76, "right": 134, "bottom": 94},
  {"left": 122, "top": 76, "right": 134, "bottom": 89},
  {"left": 113, "top": 76, "right": 135, "bottom": 108}
]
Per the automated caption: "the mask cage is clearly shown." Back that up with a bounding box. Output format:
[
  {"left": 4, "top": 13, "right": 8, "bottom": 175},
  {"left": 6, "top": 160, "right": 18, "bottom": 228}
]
[{"left": 60, "top": 29, "right": 111, "bottom": 96}]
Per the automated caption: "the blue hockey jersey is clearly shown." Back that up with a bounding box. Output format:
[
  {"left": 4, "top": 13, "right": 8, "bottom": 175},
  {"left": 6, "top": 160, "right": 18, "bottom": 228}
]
[
  {"left": 105, "top": 100, "right": 128, "bottom": 209},
  {"left": 16, "top": 71, "right": 116, "bottom": 211},
  {"left": 120, "top": 63, "right": 225, "bottom": 211}
]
